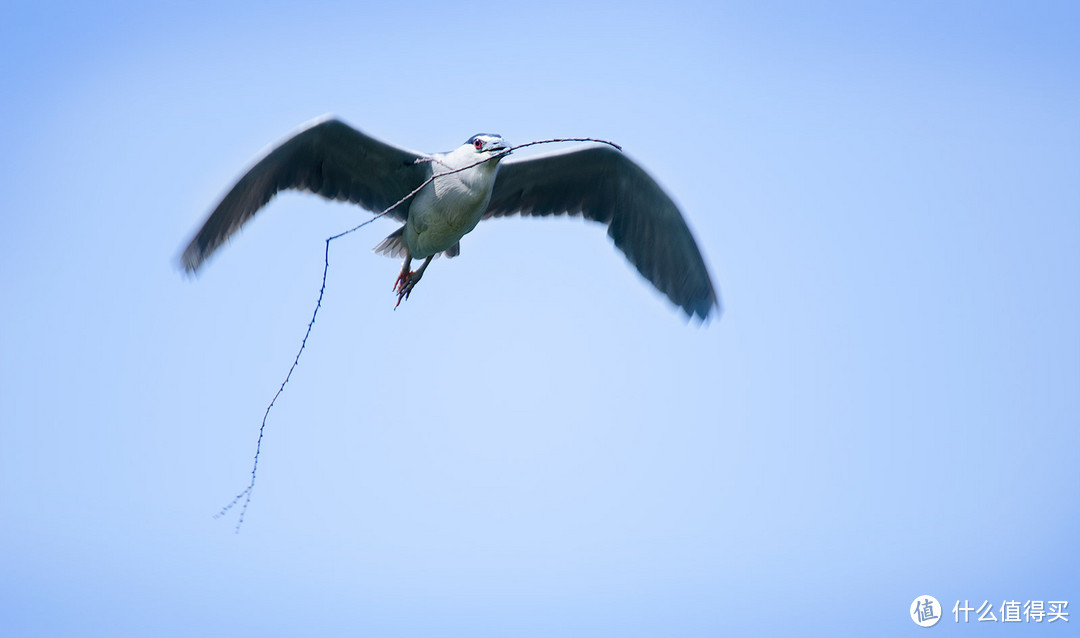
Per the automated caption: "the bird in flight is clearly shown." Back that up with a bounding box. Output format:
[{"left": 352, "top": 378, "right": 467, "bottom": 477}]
[{"left": 181, "top": 117, "right": 719, "bottom": 319}]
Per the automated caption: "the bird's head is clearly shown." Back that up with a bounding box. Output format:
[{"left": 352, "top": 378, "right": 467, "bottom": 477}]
[{"left": 465, "top": 133, "right": 510, "bottom": 157}]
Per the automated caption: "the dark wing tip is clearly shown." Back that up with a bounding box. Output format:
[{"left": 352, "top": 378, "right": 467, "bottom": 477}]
[
  {"left": 688, "top": 289, "right": 722, "bottom": 323},
  {"left": 179, "top": 239, "right": 207, "bottom": 274},
  {"left": 672, "top": 267, "right": 720, "bottom": 322}
]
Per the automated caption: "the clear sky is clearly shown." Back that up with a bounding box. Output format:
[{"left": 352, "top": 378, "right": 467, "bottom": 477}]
[{"left": 1, "top": 1, "right": 1077, "bottom": 636}]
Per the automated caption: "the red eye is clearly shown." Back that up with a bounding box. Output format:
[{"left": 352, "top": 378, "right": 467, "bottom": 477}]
[{"left": 473, "top": 139, "right": 483, "bottom": 150}]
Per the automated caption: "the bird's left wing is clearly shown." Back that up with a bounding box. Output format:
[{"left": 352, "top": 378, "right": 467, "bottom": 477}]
[
  {"left": 485, "top": 146, "right": 719, "bottom": 320},
  {"left": 181, "top": 118, "right": 429, "bottom": 273}
]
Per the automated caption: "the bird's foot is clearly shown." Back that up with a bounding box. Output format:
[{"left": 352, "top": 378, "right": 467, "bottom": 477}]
[
  {"left": 394, "top": 271, "right": 420, "bottom": 308},
  {"left": 393, "top": 269, "right": 409, "bottom": 294},
  {"left": 393, "top": 255, "right": 431, "bottom": 309}
]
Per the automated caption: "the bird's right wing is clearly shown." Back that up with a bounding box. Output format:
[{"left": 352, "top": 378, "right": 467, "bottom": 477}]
[{"left": 181, "top": 117, "right": 429, "bottom": 273}]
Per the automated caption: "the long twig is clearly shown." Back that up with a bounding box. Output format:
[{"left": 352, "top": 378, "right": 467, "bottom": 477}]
[{"left": 216, "top": 136, "right": 620, "bottom": 531}]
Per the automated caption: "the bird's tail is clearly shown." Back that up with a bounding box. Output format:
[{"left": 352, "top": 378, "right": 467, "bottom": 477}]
[
  {"left": 372, "top": 227, "right": 459, "bottom": 259},
  {"left": 373, "top": 227, "right": 408, "bottom": 258}
]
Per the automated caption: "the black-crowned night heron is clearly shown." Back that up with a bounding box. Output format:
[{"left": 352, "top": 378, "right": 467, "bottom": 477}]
[{"left": 181, "top": 117, "right": 719, "bottom": 319}]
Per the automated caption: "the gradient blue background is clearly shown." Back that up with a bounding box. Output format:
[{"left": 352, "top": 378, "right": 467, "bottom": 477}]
[{"left": 2, "top": 1, "right": 1077, "bottom": 635}]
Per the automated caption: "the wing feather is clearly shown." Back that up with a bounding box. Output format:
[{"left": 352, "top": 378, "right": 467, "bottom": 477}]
[
  {"left": 485, "top": 146, "right": 719, "bottom": 319},
  {"left": 181, "top": 117, "right": 428, "bottom": 272}
]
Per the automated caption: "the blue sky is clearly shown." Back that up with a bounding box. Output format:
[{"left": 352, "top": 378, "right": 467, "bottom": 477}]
[{"left": 1, "top": 1, "right": 1078, "bottom": 636}]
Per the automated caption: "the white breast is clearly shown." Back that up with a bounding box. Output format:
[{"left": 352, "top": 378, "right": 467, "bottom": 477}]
[{"left": 405, "top": 149, "right": 501, "bottom": 258}]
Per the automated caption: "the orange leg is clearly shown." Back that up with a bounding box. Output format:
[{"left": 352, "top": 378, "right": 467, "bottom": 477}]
[{"left": 394, "top": 255, "right": 433, "bottom": 308}]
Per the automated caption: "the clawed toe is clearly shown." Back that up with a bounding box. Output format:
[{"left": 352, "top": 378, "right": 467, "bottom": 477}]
[
  {"left": 393, "top": 270, "right": 410, "bottom": 294},
  {"left": 394, "top": 273, "right": 418, "bottom": 308},
  {"left": 392, "top": 255, "right": 431, "bottom": 309}
]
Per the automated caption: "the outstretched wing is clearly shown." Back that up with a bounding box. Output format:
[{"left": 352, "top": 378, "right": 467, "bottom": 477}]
[
  {"left": 181, "top": 117, "right": 429, "bottom": 272},
  {"left": 485, "top": 146, "right": 719, "bottom": 319}
]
